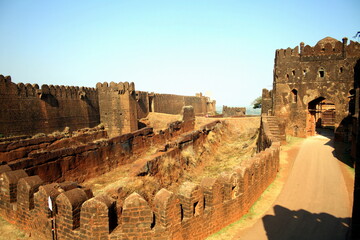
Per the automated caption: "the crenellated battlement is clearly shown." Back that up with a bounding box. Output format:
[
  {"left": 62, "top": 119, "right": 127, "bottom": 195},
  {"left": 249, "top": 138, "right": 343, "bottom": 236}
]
[
  {"left": 275, "top": 37, "right": 360, "bottom": 64},
  {"left": 96, "top": 81, "right": 135, "bottom": 95},
  {"left": 96, "top": 81, "right": 138, "bottom": 137},
  {"left": 0, "top": 117, "right": 279, "bottom": 239},
  {"left": 0, "top": 74, "right": 97, "bottom": 100},
  {"left": 276, "top": 46, "right": 300, "bottom": 59}
]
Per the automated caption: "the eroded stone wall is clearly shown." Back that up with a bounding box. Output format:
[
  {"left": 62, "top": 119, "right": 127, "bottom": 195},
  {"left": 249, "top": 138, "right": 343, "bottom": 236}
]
[
  {"left": 0, "top": 107, "right": 200, "bottom": 184},
  {"left": 139, "top": 93, "right": 216, "bottom": 116},
  {"left": 0, "top": 116, "right": 280, "bottom": 240},
  {"left": 0, "top": 75, "right": 100, "bottom": 137},
  {"left": 269, "top": 37, "right": 360, "bottom": 137},
  {"left": 97, "top": 82, "right": 138, "bottom": 138},
  {"left": 222, "top": 106, "right": 246, "bottom": 117}
]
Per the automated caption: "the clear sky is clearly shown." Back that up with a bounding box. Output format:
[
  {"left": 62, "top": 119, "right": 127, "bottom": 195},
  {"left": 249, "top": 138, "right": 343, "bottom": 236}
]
[{"left": 0, "top": 0, "right": 359, "bottom": 107}]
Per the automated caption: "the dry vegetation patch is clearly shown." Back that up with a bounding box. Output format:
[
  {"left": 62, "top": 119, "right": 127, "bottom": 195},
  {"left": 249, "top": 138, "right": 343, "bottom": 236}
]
[{"left": 83, "top": 115, "right": 260, "bottom": 205}]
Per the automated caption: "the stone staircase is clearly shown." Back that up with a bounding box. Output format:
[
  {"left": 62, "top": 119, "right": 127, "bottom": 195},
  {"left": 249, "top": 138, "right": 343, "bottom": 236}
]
[{"left": 264, "top": 116, "right": 286, "bottom": 143}]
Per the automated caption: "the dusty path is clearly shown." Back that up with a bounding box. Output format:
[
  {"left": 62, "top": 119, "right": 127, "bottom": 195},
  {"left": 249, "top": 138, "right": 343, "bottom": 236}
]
[{"left": 236, "top": 133, "right": 352, "bottom": 240}]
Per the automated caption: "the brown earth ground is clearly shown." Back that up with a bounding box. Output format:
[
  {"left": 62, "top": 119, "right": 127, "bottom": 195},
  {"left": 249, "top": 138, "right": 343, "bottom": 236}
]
[{"left": 82, "top": 114, "right": 260, "bottom": 203}]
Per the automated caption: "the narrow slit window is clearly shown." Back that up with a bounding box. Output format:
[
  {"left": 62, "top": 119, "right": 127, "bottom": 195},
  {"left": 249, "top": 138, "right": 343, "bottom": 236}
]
[
  {"left": 193, "top": 201, "right": 200, "bottom": 216},
  {"left": 180, "top": 204, "right": 184, "bottom": 221},
  {"left": 291, "top": 89, "right": 298, "bottom": 103}
]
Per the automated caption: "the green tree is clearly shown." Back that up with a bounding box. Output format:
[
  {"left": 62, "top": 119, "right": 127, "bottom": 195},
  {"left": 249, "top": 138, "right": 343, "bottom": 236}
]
[{"left": 252, "top": 96, "right": 262, "bottom": 109}]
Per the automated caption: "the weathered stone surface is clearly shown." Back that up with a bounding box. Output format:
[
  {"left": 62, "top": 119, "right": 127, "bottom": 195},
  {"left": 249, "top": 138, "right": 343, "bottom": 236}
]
[
  {"left": 264, "top": 37, "right": 360, "bottom": 138},
  {"left": 223, "top": 106, "right": 246, "bottom": 117}
]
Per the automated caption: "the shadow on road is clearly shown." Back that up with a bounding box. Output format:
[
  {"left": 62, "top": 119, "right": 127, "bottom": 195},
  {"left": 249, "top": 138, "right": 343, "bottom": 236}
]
[
  {"left": 262, "top": 205, "right": 350, "bottom": 240},
  {"left": 316, "top": 128, "right": 354, "bottom": 168}
]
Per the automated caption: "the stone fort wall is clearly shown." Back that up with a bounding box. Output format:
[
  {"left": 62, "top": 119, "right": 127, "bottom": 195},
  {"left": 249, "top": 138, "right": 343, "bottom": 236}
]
[
  {"left": 0, "top": 75, "right": 100, "bottom": 137},
  {"left": 0, "top": 116, "right": 280, "bottom": 239},
  {"left": 0, "top": 112, "right": 199, "bottom": 184},
  {"left": 222, "top": 106, "right": 246, "bottom": 117},
  {"left": 137, "top": 92, "right": 216, "bottom": 116},
  {"left": 265, "top": 37, "right": 360, "bottom": 137},
  {"left": 0, "top": 75, "right": 216, "bottom": 138}
]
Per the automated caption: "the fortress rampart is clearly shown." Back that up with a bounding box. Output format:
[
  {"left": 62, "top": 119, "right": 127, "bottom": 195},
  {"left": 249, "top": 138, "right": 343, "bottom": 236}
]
[
  {"left": 222, "top": 106, "right": 246, "bottom": 117},
  {"left": 138, "top": 92, "right": 216, "bottom": 116},
  {"left": 0, "top": 116, "right": 280, "bottom": 239},
  {"left": 0, "top": 75, "right": 216, "bottom": 138},
  {"left": 0, "top": 107, "right": 199, "bottom": 184},
  {"left": 0, "top": 75, "right": 100, "bottom": 137},
  {"left": 266, "top": 37, "right": 360, "bottom": 137}
]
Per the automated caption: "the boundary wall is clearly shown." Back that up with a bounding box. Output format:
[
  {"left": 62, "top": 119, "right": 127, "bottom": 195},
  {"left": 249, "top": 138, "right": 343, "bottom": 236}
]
[
  {"left": 268, "top": 38, "right": 360, "bottom": 137},
  {"left": 222, "top": 106, "right": 246, "bottom": 117},
  {"left": 0, "top": 109, "right": 196, "bottom": 184},
  {"left": 0, "top": 75, "right": 216, "bottom": 138},
  {"left": 0, "top": 75, "right": 100, "bottom": 137},
  {"left": 0, "top": 116, "right": 280, "bottom": 239},
  {"left": 139, "top": 92, "right": 216, "bottom": 116}
]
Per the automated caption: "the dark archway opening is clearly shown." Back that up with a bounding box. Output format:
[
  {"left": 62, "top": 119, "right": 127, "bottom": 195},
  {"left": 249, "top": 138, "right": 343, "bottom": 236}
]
[{"left": 307, "top": 97, "right": 335, "bottom": 136}]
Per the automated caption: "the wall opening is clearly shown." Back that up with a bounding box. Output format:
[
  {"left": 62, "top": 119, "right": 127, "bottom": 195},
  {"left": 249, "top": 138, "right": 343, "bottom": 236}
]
[
  {"left": 291, "top": 89, "right": 298, "bottom": 103},
  {"left": 307, "top": 97, "right": 335, "bottom": 136},
  {"left": 318, "top": 68, "right": 325, "bottom": 78},
  {"left": 148, "top": 96, "right": 154, "bottom": 112},
  {"left": 150, "top": 213, "right": 156, "bottom": 229},
  {"left": 303, "top": 69, "right": 307, "bottom": 77},
  {"left": 180, "top": 204, "right": 184, "bottom": 221},
  {"left": 349, "top": 89, "right": 355, "bottom": 115},
  {"left": 231, "top": 185, "right": 239, "bottom": 199},
  {"left": 108, "top": 202, "right": 118, "bottom": 233},
  {"left": 193, "top": 201, "right": 200, "bottom": 216}
]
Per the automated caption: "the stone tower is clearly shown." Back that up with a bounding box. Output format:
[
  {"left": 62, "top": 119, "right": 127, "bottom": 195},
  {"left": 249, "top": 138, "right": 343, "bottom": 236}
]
[{"left": 96, "top": 81, "right": 138, "bottom": 138}]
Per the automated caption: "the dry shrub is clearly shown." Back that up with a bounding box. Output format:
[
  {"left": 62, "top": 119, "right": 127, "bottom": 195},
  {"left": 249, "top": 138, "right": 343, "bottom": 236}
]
[{"left": 181, "top": 146, "right": 197, "bottom": 166}]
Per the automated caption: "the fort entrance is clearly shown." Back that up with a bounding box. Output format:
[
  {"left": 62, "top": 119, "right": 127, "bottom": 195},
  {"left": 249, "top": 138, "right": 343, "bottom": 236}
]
[{"left": 307, "top": 97, "right": 335, "bottom": 136}]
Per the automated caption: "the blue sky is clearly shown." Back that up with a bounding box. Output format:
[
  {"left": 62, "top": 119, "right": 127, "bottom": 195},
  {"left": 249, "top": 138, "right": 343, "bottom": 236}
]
[{"left": 0, "top": 0, "right": 359, "bottom": 107}]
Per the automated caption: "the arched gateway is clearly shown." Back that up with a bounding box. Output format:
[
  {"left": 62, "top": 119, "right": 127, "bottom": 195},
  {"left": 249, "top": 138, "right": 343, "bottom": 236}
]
[{"left": 306, "top": 97, "right": 335, "bottom": 136}]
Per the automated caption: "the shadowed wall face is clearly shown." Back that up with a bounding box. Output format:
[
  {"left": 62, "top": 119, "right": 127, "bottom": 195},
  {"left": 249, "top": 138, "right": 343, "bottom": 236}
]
[{"left": 0, "top": 75, "right": 99, "bottom": 137}]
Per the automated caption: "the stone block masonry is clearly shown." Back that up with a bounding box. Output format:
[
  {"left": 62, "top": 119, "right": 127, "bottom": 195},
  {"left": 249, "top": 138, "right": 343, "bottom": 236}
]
[
  {"left": 266, "top": 37, "right": 360, "bottom": 137},
  {"left": 222, "top": 106, "right": 246, "bottom": 117},
  {"left": 97, "top": 82, "right": 138, "bottom": 138},
  {"left": 0, "top": 75, "right": 216, "bottom": 138},
  {"left": 0, "top": 117, "right": 280, "bottom": 239},
  {"left": 143, "top": 93, "right": 216, "bottom": 116},
  {"left": 0, "top": 75, "right": 100, "bottom": 137},
  {"left": 0, "top": 107, "right": 200, "bottom": 184}
]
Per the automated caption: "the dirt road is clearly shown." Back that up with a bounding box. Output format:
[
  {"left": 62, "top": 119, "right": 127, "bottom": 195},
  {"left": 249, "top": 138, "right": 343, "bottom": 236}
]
[{"left": 236, "top": 133, "right": 352, "bottom": 240}]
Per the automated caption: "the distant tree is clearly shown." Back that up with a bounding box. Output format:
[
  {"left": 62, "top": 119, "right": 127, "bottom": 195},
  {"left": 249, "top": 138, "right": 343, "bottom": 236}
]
[{"left": 252, "top": 96, "right": 262, "bottom": 109}]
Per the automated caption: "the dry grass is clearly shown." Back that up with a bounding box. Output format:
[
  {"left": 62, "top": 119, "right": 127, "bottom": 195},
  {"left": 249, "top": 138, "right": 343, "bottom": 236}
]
[
  {"left": 83, "top": 116, "right": 261, "bottom": 203},
  {"left": 182, "top": 120, "right": 259, "bottom": 182}
]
